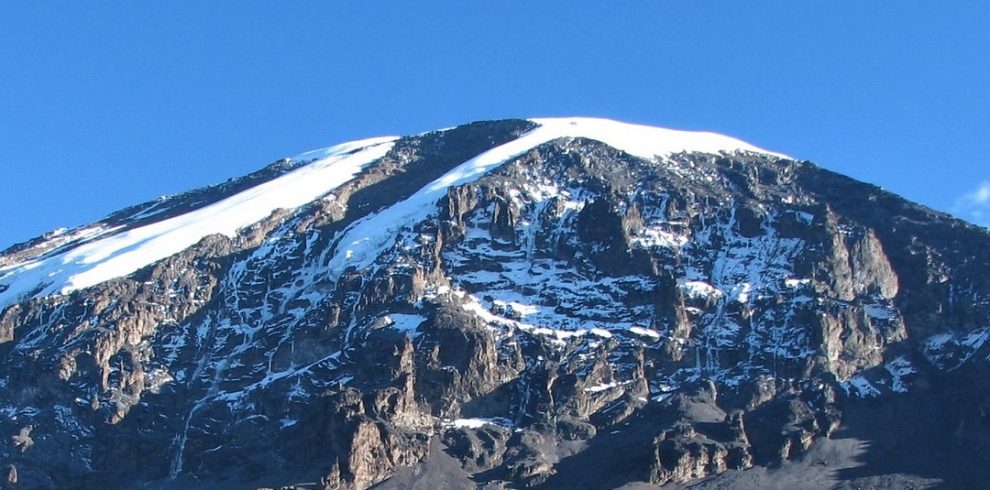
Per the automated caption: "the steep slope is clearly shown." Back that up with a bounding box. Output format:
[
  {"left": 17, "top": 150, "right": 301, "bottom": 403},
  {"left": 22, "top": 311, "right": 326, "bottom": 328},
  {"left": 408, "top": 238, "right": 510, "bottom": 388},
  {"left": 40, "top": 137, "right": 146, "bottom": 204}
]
[{"left": 1, "top": 118, "right": 989, "bottom": 489}]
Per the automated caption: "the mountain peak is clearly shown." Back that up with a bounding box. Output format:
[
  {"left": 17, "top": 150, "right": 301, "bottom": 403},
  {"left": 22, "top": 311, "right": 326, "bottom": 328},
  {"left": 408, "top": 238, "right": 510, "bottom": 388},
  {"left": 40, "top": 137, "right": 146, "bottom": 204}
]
[
  {"left": 2, "top": 117, "right": 989, "bottom": 489},
  {"left": 0, "top": 118, "right": 782, "bottom": 311},
  {"left": 527, "top": 116, "right": 787, "bottom": 159}
]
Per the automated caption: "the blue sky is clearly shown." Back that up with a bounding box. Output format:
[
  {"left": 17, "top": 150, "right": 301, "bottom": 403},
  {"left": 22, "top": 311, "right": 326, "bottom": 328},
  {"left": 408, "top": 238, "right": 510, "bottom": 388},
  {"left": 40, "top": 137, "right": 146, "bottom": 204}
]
[{"left": 2, "top": 2, "right": 989, "bottom": 248}]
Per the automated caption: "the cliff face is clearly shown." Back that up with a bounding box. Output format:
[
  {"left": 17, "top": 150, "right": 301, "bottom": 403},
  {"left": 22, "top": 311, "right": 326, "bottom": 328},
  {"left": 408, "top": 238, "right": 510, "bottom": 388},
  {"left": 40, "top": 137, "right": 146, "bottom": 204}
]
[{"left": 1, "top": 118, "right": 989, "bottom": 489}]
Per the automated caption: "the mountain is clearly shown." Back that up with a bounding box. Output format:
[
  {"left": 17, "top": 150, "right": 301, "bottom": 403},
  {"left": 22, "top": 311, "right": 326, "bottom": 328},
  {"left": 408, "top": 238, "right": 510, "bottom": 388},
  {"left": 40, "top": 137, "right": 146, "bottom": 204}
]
[{"left": 1, "top": 117, "right": 989, "bottom": 489}]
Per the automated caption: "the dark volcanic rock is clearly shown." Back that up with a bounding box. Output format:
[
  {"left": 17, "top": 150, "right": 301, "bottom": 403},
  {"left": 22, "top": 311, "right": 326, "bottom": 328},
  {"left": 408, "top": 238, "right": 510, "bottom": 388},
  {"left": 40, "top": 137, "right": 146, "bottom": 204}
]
[{"left": 0, "top": 118, "right": 989, "bottom": 489}]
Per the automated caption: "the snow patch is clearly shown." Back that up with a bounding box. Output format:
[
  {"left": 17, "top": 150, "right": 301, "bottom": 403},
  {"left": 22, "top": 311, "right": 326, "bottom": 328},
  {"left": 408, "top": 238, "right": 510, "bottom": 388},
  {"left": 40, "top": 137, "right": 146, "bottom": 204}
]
[
  {"left": 630, "top": 227, "right": 689, "bottom": 249},
  {"left": 783, "top": 278, "right": 811, "bottom": 289},
  {"left": 145, "top": 368, "right": 174, "bottom": 394},
  {"left": 445, "top": 417, "right": 513, "bottom": 430},
  {"left": 729, "top": 283, "right": 753, "bottom": 303},
  {"left": 583, "top": 380, "right": 633, "bottom": 393},
  {"left": 679, "top": 281, "right": 723, "bottom": 300},
  {"left": 493, "top": 300, "right": 539, "bottom": 317},
  {"left": 841, "top": 375, "right": 881, "bottom": 398},
  {"left": 923, "top": 327, "right": 990, "bottom": 369},
  {"left": 884, "top": 356, "right": 914, "bottom": 393},
  {"left": 628, "top": 326, "right": 661, "bottom": 340},
  {"left": 865, "top": 304, "right": 897, "bottom": 320},
  {"left": 385, "top": 313, "right": 427, "bottom": 338}
]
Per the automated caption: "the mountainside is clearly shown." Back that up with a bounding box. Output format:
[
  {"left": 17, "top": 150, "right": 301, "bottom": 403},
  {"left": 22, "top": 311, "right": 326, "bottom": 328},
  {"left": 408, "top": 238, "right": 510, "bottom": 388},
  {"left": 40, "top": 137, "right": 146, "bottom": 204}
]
[{"left": 1, "top": 117, "right": 990, "bottom": 489}]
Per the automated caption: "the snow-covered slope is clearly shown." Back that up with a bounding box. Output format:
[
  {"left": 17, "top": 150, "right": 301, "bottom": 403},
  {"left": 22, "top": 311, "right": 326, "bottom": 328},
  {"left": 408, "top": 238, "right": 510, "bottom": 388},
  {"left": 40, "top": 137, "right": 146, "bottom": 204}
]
[
  {"left": 329, "top": 117, "right": 784, "bottom": 277},
  {"left": 0, "top": 136, "right": 395, "bottom": 309},
  {"left": 3, "top": 117, "right": 990, "bottom": 490},
  {"left": 0, "top": 117, "right": 777, "bottom": 310}
]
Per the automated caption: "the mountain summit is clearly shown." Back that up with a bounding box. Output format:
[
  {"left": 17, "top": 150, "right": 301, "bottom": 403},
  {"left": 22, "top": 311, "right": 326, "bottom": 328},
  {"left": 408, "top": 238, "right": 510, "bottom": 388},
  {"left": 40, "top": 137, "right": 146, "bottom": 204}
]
[{"left": 1, "top": 118, "right": 989, "bottom": 489}]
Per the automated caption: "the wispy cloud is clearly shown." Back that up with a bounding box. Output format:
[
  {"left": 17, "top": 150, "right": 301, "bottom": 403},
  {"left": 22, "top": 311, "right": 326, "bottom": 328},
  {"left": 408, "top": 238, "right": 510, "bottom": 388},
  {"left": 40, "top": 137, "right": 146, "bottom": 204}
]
[{"left": 953, "top": 181, "right": 990, "bottom": 227}]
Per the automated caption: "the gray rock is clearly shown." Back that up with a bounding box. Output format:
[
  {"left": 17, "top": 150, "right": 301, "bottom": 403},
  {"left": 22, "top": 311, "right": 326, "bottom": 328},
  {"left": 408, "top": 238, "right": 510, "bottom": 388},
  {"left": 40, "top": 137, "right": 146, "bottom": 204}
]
[{"left": 0, "top": 119, "right": 989, "bottom": 489}]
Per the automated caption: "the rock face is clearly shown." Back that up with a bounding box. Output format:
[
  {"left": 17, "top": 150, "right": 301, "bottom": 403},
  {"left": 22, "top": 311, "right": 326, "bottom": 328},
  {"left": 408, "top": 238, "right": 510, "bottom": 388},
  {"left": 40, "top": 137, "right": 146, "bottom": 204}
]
[{"left": 0, "top": 117, "right": 989, "bottom": 489}]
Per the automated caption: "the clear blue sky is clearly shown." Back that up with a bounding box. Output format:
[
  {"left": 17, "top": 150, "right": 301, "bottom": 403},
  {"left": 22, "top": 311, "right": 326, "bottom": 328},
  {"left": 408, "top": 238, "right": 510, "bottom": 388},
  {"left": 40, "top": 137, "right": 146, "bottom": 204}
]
[{"left": 2, "top": 2, "right": 989, "bottom": 249}]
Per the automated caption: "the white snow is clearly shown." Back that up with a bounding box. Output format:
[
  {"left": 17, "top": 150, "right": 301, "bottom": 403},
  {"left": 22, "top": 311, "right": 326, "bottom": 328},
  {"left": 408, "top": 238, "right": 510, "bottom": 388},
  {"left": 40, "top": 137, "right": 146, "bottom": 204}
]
[
  {"left": 794, "top": 211, "right": 814, "bottom": 224},
  {"left": 584, "top": 382, "right": 620, "bottom": 393},
  {"left": 729, "top": 282, "right": 753, "bottom": 303},
  {"left": 841, "top": 375, "right": 881, "bottom": 398},
  {"left": 925, "top": 333, "right": 954, "bottom": 352},
  {"left": 449, "top": 418, "right": 490, "bottom": 429},
  {"left": 493, "top": 300, "right": 539, "bottom": 317},
  {"left": 583, "top": 380, "right": 634, "bottom": 393},
  {"left": 865, "top": 304, "right": 897, "bottom": 320},
  {"left": 145, "top": 368, "right": 174, "bottom": 394},
  {"left": 461, "top": 294, "right": 510, "bottom": 326},
  {"left": 385, "top": 313, "right": 427, "bottom": 338},
  {"left": 528, "top": 117, "right": 787, "bottom": 161},
  {"left": 445, "top": 417, "right": 513, "bottom": 429},
  {"left": 628, "top": 326, "right": 661, "bottom": 339},
  {"left": 962, "top": 328, "right": 990, "bottom": 349},
  {"left": 325, "top": 117, "right": 783, "bottom": 279},
  {"left": 459, "top": 290, "right": 609, "bottom": 344},
  {"left": 884, "top": 356, "right": 914, "bottom": 393},
  {"left": 679, "top": 280, "right": 724, "bottom": 300},
  {"left": 0, "top": 117, "right": 783, "bottom": 310},
  {"left": 0, "top": 137, "right": 396, "bottom": 310},
  {"left": 923, "top": 327, "right": 990, "bottom": 369},
  {"left": 630, "top": 227, "right": 690, "bottom": 249}
]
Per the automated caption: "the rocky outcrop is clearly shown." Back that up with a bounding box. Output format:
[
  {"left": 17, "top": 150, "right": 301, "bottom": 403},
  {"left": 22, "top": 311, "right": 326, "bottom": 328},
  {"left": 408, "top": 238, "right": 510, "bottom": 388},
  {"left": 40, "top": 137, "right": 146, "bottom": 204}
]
[{"left": 1, "top": 119, "right": 989, "bottom": 489}]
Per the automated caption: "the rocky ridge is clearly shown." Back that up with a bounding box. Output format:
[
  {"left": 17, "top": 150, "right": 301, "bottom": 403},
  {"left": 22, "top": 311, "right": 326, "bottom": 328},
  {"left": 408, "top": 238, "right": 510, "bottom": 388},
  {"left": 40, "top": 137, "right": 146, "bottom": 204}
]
[{"left": 1, "top": 118, "right": 989, "bottom": 489}]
